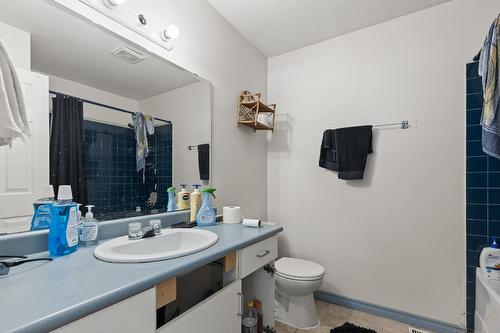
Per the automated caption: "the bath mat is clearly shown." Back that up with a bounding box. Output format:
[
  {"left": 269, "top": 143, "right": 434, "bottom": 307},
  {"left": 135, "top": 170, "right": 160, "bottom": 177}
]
[{"left": 331, "top": 322, "right": 377, "bottom": 333}]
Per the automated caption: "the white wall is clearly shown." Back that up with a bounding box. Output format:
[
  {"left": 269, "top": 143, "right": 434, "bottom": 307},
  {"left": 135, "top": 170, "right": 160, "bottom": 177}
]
[
  {"left": 268, "top": 0, "right": 500, "bottom": 328},
  {"left": 0, "top": 20, "right": 30, "bottom": 69},
  {"left": 55, "top": 0, "right": 268, "bottom": 218},
  {"left": 140, "top": 81, "right": 211, "bottom": 188},
  {"left": 48, "top": 74, "right": 139, "bottom": 126}
]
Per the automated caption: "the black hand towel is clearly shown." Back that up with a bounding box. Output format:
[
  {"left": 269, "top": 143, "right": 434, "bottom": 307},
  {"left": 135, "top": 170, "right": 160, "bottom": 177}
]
[
  {"left": 319, "top": 129, "right": 338, "bottom": 171},
  {"left": 335, "top": 125, "right": 373, "bottom": 180},
  {"left": 198, "top": 143, "right": 210, "bottom": 180}
]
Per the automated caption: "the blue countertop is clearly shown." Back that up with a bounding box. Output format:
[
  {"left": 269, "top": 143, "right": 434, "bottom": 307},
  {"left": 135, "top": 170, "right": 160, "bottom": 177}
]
[{"left": 0, "top": 223, "right": 282, "bottom": 333}]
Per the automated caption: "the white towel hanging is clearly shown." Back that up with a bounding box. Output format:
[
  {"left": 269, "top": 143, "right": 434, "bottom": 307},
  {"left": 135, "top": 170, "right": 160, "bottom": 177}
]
[{"left": 0, "top": 38, "right": 29, "bottom": 146}]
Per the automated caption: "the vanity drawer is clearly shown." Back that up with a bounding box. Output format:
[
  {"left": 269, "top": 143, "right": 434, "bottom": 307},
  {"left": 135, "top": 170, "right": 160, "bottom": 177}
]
[{"left": 239, "top": 236, "right": 277, "bottom": 278}]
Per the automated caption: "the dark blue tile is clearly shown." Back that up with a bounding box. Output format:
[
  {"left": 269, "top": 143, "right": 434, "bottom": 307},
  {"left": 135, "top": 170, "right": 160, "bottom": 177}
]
[
  {"left": 489, "top": 189, "right": 500, "bottom": 204},
  {"left": 489, "top": 157, "right": 500, "bottom": 171},
  {"left": 467, "top": 297, "right": 475, "bottom": 314},
  {"left": 490, "top": 205, "right": 500, "bottom": 220},
  {"left": 467, "top": 93, "right": 483, "bottom": 110},
  {"left": 467, "top": 265, "right": 477, "bottom": 282},
  {"left": 467, "top": 282, "right": 476, "bottom": 299},
  {"left": 467, "top": 312, "right": 475, "bottom": 331},
  {"left": 466, "top": 125, "right": 482, "bottom": 141},
  {"left": 466, "top": 109, "right": 482, "bottom": 126},
  {"left": 467, "top": 250, "right": 481, "bottom": 267},
  {"left": 466, "top": 62, "right": 479, "bottom": 79},
  {"left": 467, "top": 140, "right": 485, "bottom": 157},
  {"left": 467, "top": 235, "right": 488, "bottom": 252},
  {"left": 467, "top": 77, "right": 483, "bottom": 94},
  {"left": 467, "top": 157, "right": 487, "bottom": 172},
  {"left": 467, "top": 219, "right": 487, "bottom": 235},
  {"left": 488, "top": 173, "right": 500, "bottom": 187},
  {"left": 489, "top": 221, "right": 500, "bottom": 238},
  {"left": 467, "top": 189, "right": 487, "bottom": 204},
  {"left": 467, "top": 173, "right": 487, "bottom": 188}
]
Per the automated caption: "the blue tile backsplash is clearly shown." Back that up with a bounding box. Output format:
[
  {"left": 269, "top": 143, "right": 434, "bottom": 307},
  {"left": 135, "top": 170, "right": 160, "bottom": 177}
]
[
  {"left": 465, "top": 61, "right": 500, "bottom": 332},
  {"left": 84, "top": 120, "right": 172, "bottom": 219}
]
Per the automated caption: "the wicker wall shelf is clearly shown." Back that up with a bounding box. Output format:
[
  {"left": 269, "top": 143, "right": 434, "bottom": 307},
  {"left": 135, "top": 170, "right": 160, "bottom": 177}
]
[{"left": 237, "top": 91, "right": 276, "bottom": 132}]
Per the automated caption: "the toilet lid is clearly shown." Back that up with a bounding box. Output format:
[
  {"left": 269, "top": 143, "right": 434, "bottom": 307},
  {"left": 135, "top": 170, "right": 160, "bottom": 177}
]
[{"left": 275, "top": 257, "right": 325, "bottom": 280}]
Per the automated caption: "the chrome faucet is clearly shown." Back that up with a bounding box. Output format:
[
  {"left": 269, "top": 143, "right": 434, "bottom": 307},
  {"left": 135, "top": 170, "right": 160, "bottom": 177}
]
[{"left": 128, "top": 221, "right": 161, "bottom": 240}]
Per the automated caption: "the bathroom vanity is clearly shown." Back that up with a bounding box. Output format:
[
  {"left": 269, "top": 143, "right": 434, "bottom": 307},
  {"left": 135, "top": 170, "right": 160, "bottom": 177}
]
[{"left": 0, "top": 223, "right": 281, "bottom": 333}]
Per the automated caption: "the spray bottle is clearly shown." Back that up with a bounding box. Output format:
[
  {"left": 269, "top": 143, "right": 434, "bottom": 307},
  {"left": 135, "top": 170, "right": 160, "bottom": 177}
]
[
  {"left": 167, "top": 187, "right": 177, "bottom": 212},
  {"left": 196, "top": 188, "right": 216, "bottom": 226}
]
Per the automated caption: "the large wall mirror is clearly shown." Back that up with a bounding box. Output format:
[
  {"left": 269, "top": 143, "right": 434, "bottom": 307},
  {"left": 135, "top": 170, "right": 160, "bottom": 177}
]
[{"left": 0, "top": 1, "right": 211, "bottom": 234}]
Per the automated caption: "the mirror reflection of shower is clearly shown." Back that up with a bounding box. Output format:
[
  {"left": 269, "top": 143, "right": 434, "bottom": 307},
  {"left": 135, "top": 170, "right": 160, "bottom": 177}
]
[{"left": 49, "top": 90, "right": 173, "bottom": 220}]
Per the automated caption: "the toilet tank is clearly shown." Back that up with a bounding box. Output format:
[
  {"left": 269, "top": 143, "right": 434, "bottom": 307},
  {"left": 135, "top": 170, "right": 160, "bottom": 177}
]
[{"left": 475, "top": 268, "right": 500, "bottom": 333}]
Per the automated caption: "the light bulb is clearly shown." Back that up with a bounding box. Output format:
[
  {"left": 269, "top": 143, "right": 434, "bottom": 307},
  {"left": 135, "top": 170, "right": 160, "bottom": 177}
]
[{"left": 165, "top": 24, "right": 179, "bottom": 39}]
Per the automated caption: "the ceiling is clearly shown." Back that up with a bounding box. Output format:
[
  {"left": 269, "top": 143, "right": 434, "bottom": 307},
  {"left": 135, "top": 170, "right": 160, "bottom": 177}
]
[
  {"left": 206, "top": 0, "right": 451, "bottom": 57},
  {"left": 0, "top": 0, "right": 198, "bottom": 100}
]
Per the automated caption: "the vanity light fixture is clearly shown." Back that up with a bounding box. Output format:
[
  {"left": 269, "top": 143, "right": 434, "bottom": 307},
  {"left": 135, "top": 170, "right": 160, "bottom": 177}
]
[
  {"left": 160, "top": 24, "right": 180, "bottom": 51},
  {"left": 103, "top": 0, "right": 126, "bottom": 9}
]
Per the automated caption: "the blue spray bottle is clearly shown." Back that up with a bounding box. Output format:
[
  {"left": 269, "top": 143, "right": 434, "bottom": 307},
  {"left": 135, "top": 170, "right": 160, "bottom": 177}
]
[
  {"left": 48, "top": 185, "right": 79, "bottom": 256},
  {"left": 167, "top": 186, "right": 177, "bottom": 212},
  {"left": 196, "top": 188, "right": 216, "bottom": 226}
]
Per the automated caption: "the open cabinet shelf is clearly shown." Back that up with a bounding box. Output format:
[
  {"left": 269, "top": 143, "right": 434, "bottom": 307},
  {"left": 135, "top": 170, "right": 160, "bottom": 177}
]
[{"left": 237, "top": 91, "right": 276, "bottom": 132}]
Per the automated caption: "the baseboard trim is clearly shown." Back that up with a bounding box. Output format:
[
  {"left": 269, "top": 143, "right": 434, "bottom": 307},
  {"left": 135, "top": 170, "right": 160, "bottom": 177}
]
[{"left": 314, "top": 290, "right": 465, "bottom": 333}]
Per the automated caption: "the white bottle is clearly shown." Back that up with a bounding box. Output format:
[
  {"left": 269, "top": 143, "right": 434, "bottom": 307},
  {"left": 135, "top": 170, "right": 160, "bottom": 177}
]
[
  {"left": 480, "top": 238, "right": 500, "bottom": 280},
  {"left": 79, "top": 205, "right": 99, "bottom": 246}
]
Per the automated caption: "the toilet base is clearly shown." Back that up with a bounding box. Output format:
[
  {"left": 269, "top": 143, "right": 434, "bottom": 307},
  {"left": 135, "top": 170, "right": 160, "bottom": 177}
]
[{"left": 275, "top": 292, "right": 320, "bottom": 329}]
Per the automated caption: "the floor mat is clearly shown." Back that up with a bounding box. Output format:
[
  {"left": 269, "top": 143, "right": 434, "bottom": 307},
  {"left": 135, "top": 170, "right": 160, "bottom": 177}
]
[{"left": 331, "top": 322, "right": 377, "bottom": 333}]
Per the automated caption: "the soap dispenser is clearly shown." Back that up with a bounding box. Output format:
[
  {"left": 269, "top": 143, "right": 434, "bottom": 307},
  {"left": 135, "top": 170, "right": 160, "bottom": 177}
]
[
  {"left": 196, "top": 188, "right": 216, "bottom": 226},
  {"left": 167, "top": 187, "right": 177, "bottom": 212},
  {"left": 30, "top": 185, "right": 56, "bottom": 231},
  {"left": 190, "top": 184, "right": 202, "bottom": 222},
  {"left": 177, "top": 184, "right": 190, "bottom": 210},
  {"left": 480, "top": 237, "right": 500, "bottom": 280},
  {"left": 79, "top": 205, "right": 99, "bottom": 246},
  {"left": 48, "top": 185, "right": 79, "bottom": 256}
]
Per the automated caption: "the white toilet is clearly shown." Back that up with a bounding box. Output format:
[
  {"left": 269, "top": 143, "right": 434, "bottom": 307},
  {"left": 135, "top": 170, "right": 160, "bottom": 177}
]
[{"left": 274, "top": 257, "right": 325, "bottom": 329}]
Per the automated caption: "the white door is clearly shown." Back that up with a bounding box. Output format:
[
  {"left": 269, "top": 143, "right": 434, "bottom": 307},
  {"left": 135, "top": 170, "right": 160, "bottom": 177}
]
[
  {"left": 0, "top": 69, "right": 49, "bottom": 234},
  {"left": 158, "top": 279, "right": 242, "bottom": 333}
]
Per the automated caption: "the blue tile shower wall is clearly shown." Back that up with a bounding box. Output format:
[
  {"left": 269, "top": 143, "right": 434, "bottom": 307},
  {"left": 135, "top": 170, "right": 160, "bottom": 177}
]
[
  {"left": 465, "top": 61, "right": 500, "bottom": 332},
  {"left": 84, "top": 120, "right": 172, "bottom": 219}
]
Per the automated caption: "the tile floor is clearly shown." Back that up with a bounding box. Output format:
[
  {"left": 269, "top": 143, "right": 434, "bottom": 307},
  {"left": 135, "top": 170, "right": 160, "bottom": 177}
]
[{"left": 275, "top": 300, "right": 436, "bottom": 333}]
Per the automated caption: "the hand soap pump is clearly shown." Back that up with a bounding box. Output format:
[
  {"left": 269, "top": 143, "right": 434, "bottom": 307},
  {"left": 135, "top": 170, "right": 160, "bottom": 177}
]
[
  {"left": 190, "top": 184, "right": 202, "bottom": 222},
  {"left": 196, "top": 188, "right": 216, "bottom": 226},
  {"left": 167, "top": 186, "right": 177, "bottom": 212},
  {"left": 79, "top": 205, "right": 99, "bottom": 246},
  {"left": 48, "top": 185, "right": 79, "bottom": 256},
  {"left": 30, "top": 185, "right": 56, "bottom": 231},
  {"left": 177, "top": 184, "right": 190, "bottom": 210},
  {"left": 480, "top": 237, "right": 500, "bottom": 280}
]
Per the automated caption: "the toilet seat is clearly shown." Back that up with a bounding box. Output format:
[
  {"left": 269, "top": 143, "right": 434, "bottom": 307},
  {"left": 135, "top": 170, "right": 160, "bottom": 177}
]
[{"left": 275, "top": 257, "right": 325, "bottom": 281}]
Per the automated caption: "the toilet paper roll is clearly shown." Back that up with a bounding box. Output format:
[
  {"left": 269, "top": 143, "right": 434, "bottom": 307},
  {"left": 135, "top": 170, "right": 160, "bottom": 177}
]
[
  {"left": 223, "top": 206, "right": 243, "bottom": 224},
  {"left": 242, "top": 218, "right": 261, "bottom": 228}
]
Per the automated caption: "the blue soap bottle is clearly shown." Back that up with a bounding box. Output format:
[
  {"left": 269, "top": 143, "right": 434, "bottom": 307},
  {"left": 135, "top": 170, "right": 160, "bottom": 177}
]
[
  {"left": 167, "top": 186, "right": 177, "bottom": 212},
  {"left": 48, "top": 185, "right": 79, "bottom": 256},
  {"left": 196, "top": 188, "right": 216, "bottom": 226}
]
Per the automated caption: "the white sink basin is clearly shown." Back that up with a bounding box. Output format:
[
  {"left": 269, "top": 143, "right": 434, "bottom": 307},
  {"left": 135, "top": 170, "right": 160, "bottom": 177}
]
[{"left": 94, "top": 228, "right": 218, "bottom": 263}]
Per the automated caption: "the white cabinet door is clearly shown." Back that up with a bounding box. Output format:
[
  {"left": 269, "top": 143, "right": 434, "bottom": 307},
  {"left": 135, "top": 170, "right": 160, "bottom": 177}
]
[
  {"left": 51, "top": 288, "right": 156, "bottom": 333},
  {"left": 0, "top": 69, "right": 49, "bottom": 234},
  {"left": 158, "top": 279, "right": 242, "bottom": 333}
]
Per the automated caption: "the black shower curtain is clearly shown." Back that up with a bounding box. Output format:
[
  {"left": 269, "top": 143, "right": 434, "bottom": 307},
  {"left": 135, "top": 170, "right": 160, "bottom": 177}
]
[{"left": 50, "top": 94, "right": 87, "bottom": 205}]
